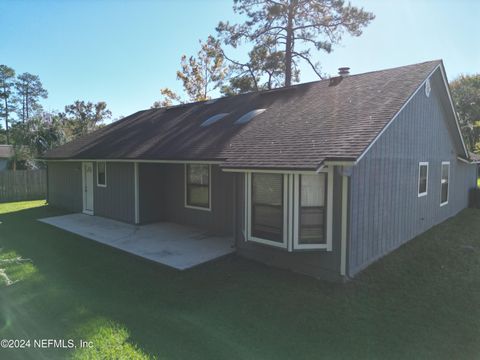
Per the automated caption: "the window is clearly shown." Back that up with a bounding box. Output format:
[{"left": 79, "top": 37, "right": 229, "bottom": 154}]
[
  {"left": 440, "top": 162, "right": 450, "bottom": 206},
  {"left": 97, "top": 161, "right": 106, "bottom": 187},
  {"left": 185, "top": 164, "right": 210, "bottom": 210},
  {"left": 251, "top": 173, "right": 284, "bottom": 244},
  {"left": 418, "top": 162, "right": 428, "bottom": 197},
  {"left": 298, "top": 174, "right": 327, "bottom": 246}
]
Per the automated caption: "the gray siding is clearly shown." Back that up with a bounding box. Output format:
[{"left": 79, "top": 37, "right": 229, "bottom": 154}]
[
  {"left": 138, "top": 163, "right": 164, "bottom": 224},
  {"left": 93, "top": 162, "right": 135, "bottom": 223},
  {"left": 348, "top": 68, "right": 477, "bottom": 276},
  {"left": 139, "top": 163, "right": 235, "bottom": 235},
  {"left": 47, "top": 161, "right": 82, "bottom": 212},
  {"left": 235, "top": 169, "right": 344, "bottom": 281}
]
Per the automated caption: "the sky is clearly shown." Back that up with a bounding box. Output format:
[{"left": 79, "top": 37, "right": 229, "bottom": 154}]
[{"left": 1, "top": 0, "right": 479, "bottom": 122}]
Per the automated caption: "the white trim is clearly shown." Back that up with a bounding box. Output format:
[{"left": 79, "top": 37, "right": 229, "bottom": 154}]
[
  {"left": 323, "top": 161, "right": 355, "bottom": 166},
  {"left": 340, "top": 175, "right": 348, "bottom": 276},
  {"left": 418, "top": 162, "right": 429, "bottom": 197},
  {"left": 222, "top": 168, "right": 318, "bottom": 175},
  {"left": 134, "top": 162, "right": 139, "bottom": 224},
  {"left": 96, "top": 161, "right": 107, "bottom": 187},
  {"left": 293, "top": 172, "right": 331, "bottom": 251},
  {"left": 456, "top": 156, "right": 472, "bottom": 164},
  {"left": 326, "top": 168, "right": 333, "bottom": 251},
  {"left": 287, "top": 174, "right": 294, "bottom": 252},
  {"left": 440, "top": 161, "right": 450, "bottom": 206},
  {"left": 245, "top": 172, "right": 251, "bottom": 241},
  {"left": 46, "top": 159, "right": 222, "bottom": 164},
  {"left": 355, "top": 63, "right": 468, "bottom": 164},
  {"left": 82, "top": 162, "right": 94, "bottom": 215},
  {"left": 437, "top": 63, "right": 469, "bottom": 157},
  {"left": 184, "top": 164, "right": 212, "bottom": 211}
]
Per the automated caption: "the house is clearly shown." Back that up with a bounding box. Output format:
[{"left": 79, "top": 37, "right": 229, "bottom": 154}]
[
  {"left": 43, "top": 60, "right": 478, "bottom": 281},
  {"left": 0, "top": 145, "right": 13, "bottom": 171}
]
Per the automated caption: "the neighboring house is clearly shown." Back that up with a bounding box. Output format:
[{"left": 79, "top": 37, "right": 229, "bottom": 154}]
[
  {"left": 43, "top": 60, "right": 478, "bottom": 281},
  {"left": 0, "top": 145, "right": 13, "bottom": 171}
]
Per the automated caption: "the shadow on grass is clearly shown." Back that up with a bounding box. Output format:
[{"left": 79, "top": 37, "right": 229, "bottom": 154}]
[{"left": 0, "top": 204, "right": 479, "bottom": 359}]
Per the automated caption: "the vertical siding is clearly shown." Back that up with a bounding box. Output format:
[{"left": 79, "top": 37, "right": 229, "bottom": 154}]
[
  {"left": 235, "top": 168, "right": 344, "bottom": 281},
  {"left": 138, "top": 163, "right": 165, "bottom": 223},
  {"left": 93, "top": 162, "right": 135, "bottom": 223},
  {"left": 348, "top": 69, "right": 477, "bottom": 276},
  {"left": 47, "top": 161, "right": 82, "bottom": 212},
  {"left": 139, "top": 163, "right": 235, "bottom": 235}
]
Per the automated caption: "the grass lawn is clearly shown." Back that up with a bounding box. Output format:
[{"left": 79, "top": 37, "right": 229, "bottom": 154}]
[{"left": 0, "top": 201, "right": 479, "bottom": 359}]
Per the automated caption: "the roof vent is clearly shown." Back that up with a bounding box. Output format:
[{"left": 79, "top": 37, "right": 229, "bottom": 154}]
[
  {"left": 338, "top": 67, "right": 350, "bottom": 77},
  {"left": 200, "top": 113, "right": 229, "bottom": 127},
  {"left": 234, "top": 109, "right": 266, "bottom": 125},
  {"left": 204, "top": 99, "right": 217, "bottom": 105}
]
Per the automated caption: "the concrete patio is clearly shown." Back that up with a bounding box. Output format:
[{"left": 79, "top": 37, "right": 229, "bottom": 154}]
[{"left": 39, "top": 214, "right": 235, "bottom": 270}]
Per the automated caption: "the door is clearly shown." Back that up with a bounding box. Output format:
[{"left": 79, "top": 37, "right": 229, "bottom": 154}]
[{"left": 82, "top": 162, "right": 94, "bottom": 215}]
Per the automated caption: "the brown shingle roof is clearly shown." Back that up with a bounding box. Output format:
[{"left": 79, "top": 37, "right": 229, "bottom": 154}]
[{"left": 44, "top": 60, "right": 442, "bottom": 169}]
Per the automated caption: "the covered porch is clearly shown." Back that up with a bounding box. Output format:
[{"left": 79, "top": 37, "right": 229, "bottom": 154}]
[{"left": 39, "top": 213, "right": 235, "bottom": 269}]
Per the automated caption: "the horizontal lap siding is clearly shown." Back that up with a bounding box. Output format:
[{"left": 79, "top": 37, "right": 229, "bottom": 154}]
[
  {"left": 235, "top": 169, "right": 344, "bottom": 281},
  {"left": 348, "top": 69, "right": 477, "bottom": 276},
  {"left": 94, "top": 162, "right": 135, "bottom": 223},
  {"left": 47, "top": 162, "right": 82, "bottom": 212}
]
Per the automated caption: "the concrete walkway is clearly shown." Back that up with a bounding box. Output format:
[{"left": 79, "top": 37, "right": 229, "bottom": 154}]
[{"left": 39, "top": 214, "right": 235, "bottom": 270}]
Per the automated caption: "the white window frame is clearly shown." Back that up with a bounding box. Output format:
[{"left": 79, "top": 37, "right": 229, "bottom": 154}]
[
  {"left": 440, "top": 161, "right": 450, "bottom": 206},
  {"left": 418, "top": 162, "right": 429, "bottom": 197},
  {"left": 244, "top": 167, "right": 333, "bottom": 252},
  {"left": 184, "top": 164, "right": 212, "bottom": 211},
  {"left": 96, "top": 161, "right": 107, "bottom": 187},
  {"left": 245, "top": 172, "right": 288, "bottom": 249},
  {"left": 293, "top": 171, "right": 332, "bottom": 250}
]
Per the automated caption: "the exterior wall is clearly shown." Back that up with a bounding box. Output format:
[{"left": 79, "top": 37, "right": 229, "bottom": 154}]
[
  {"left": 93, "top": 162, "right": 135, "bottom": 223},
  {"left": 348, "top": 68, "right": 477, "bottom": 276},
  {"left": 139, "top": 163, "right": 235, "bottom": 235},
  {"left": 47, "top": 161, "right": 82, "bottom": 212},
  {"left": 234, "top": 168, "right": 345, "bottom": 282},
  {"left": 138, "top": 163, "right": 164, "bottom": 224}
]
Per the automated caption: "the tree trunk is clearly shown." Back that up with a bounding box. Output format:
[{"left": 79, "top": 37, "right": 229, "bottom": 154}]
[
  {"left": 284, "top": 0, "right": 295, "bottom": 87},
  {"left": 3, "top": 96, "right": 9, "bottom": 145}
]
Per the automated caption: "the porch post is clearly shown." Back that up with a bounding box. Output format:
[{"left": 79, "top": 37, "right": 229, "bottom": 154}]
[{"left": 134, "top": 162, "right": 139, "bottom": 224}]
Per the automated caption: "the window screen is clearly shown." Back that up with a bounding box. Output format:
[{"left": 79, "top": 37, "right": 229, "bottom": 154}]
[
  {"left": 97, "top": 162, "right": 106, "bottom": 186},
  {"left": 441, "top": 163, "right": 449, "bottom": 205},
  {"left": 418, "top": 163, "right": 428, "bottom": 196},
  {"left": 251, "top": 173, "right": 283, "bottom": 242},
  {"left": 186, "top": 164, "right": 210, "bottom": 209},
  {"left": 299, "top": 174, "right": 326, "bottom": 244}
]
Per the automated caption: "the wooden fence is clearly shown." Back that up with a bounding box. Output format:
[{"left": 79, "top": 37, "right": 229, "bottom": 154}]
[{"left": 0, "top": 170, "right": 47, "bottom": 203}]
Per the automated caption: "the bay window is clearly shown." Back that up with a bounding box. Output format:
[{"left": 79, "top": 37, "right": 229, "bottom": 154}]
[
  {"left": 245, "top": 169, "right": 332, "bottom": 251},
  {"left": 251, "top": 173, "right": 285, "bottom": 245},
  {"left": 298, "top": 174, "right": 327, "bottom": 246}
]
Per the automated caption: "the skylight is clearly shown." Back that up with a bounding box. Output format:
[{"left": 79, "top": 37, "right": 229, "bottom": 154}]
[
  {"left": 234, "top": 109, "right": 266, "bottom": 125},
  {"left": 200, "top": 113, "right": 229, "bottom": 127}
]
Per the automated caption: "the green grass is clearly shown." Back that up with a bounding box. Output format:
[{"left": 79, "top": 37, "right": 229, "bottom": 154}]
[
  {"left": 477, "top": 177, "right": 480, "bottom": 188},
  {"left": 0, "top": 201, "right": 479, "bottom": 359}
]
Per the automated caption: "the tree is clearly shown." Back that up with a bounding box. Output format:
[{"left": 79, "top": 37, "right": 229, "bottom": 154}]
[
  {"left": 451, "top": 74, "right": 480, "bottom": 153},
  {"left": 221, "top": 44, "right": 290, "bottom": 95},
  {"left": 217, "top": 0, "right": 375, "bottom": 87},
  {"left": 152, "top": 36, "right": 228, "bottom": 107},
  {"left": 63, "top": 101, "right": 112, "bottom": 138},
  {"left": 14, "top": 72, "right": 48, "bottom": 122},
  {"left": 0, "top": 65, "right": 16, "bottom": 144}
]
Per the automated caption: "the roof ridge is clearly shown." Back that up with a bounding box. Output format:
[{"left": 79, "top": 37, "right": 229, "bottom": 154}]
[{"left": 142, "top": 59, "right": 443, "bottom": 112}]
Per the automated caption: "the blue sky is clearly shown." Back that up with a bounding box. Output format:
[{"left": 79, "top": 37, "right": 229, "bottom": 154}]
[{"left": 1, "top": 0, "right": 479, "bottom": 121}]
